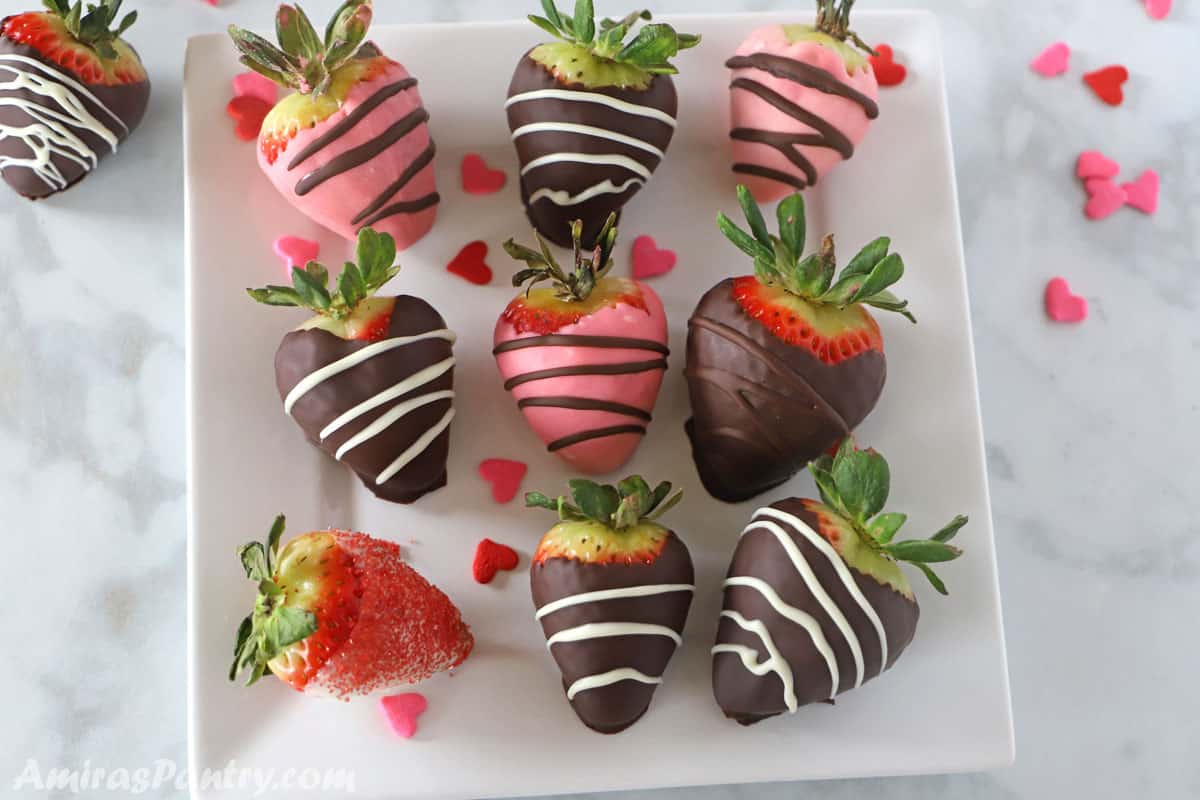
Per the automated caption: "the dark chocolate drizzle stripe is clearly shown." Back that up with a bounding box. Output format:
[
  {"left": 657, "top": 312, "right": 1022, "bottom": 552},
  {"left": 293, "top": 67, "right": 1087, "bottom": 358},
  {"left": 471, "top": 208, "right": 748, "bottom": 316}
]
[
  {"left": 726, "top": 54, "right": 879, "bottom": 119},
  {"left": 547, "top": 424, "right": 646, "bottom": 452},
  {"left": 295, "top": 107, "right": 430, "bottom": 196},
  {"left": 502, "top": 359, "right": 668, "bottom": 391},
  {"left": 350, "top": 140, "right": 438, "bottom": 226},
  {"left": 729, "top": 78, "right": 854, "bottom": 158},
  {"left": 518, "top": 396, "right": 652, "bottom": 422},
  {"left": 358, "top": 192, "right": 441, "bottom": 226},
  {"left": 731, "top": 162, "right": 808, "bottom": 191},
  {"left": 287, "top": 78, "right": 418, "bottom": 171},
  {"left": 731, "top": 128, "right": 823, "bottom": 186},
  {"left": 493, "top": 334, "right": 670, "bottom": 356}
]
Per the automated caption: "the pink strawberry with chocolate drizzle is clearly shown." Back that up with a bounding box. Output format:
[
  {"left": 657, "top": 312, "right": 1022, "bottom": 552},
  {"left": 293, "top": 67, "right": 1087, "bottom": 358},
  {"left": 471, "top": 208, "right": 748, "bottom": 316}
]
[
  {"left": 228, "top": 0, "right": 438, "bottom": 250},
  {"left": 494, "top": 215, "right": 668, "bottom": 475},
  {"left": 727, "top": 0, "right": 879, "bottom": 202}
]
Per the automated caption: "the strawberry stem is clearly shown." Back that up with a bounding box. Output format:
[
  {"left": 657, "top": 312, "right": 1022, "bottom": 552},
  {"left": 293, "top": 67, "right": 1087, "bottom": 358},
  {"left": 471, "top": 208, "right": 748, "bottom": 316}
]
[
  {"left": 527, "top": 1, "right": 700, "bottom": 76},
  {"left": 503, "top": 213, "right": 618, "bottom": 303},
  {"left": 41, "top": 0, "right": 138, "bottom": 60},
  {"left": 813, "top": 0, "right": 876, "bottom": 57},
  {"left": 526, "top": 475, "right": 682, "bottom": 531}
]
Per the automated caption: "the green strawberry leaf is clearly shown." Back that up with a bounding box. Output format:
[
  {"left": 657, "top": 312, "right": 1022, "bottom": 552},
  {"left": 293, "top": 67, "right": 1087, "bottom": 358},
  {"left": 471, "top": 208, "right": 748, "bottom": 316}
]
[
  {"left": 276, "top": 4, "right": 323, "bottom": 61},
  {"left": 238, "top": 542, "right": 269, "bottom": 581},
  {"left": 229, "top": 615, "right": 253, "bottom": 681},
  {"left": 861, "top": 290, "right": 917, "bottom": 323},
  {"left": 646, "top": 488, "right": 682, "bottom": 520},
  {"left": 842, "top": 236, "right": 890, "bottom": 278},
  {"left": 869, "top": 512, "right": 907, "bottom": 544},
  {"left": 616, "top": 23, "right": 681, "bottom": 69},
  {"left": 569, "top": 479, "right": 619, "bottom": 524},
  {"left": 528, "top": 14, "right": 567, "bottom": 40},
  {"left": 529, "top": 476, "right": 681, "bottom": 529},
  {"left": 932, "top": 515, "right": 969, "bottom": 543},
  {"left": 849, "top": 252, "right": 904, "bottom": 304},
  {"left": 265, "top": 514, "right": 285, "bottom": 575},
  {"left": 246, "top": 285, "right": 303, "bottom": 307},
  {"left": 573, "top": 0, "right": 595, "bottom": 44},
  {"left": 291, "top": 266, "right": 331, "bottom": 310},
  {"left": 776, "top": 193, "right": 806, "bottom": 262},
  {"left": 736, "top": 184, "right": 773, "bottom": 251},
  {"left": 540, "top": 0, "right": 565, "bottom": 29},
  {"left": 261, "top": 605, "right": 318, "bottom": 659},
  {"left": 304, "top": 260, "right": 329, "bottom": 288},
  {"left": 831, "top": 445, "right": 890, "bottom": 520},
  {"left": 912, "top": 561, "right": 949, "bottom": 595},
  {"left": 718, "top": 213, "right": 772, "bottom": 262},
  {"left": 887, "top": 539, "right": 963, "bottom": 563},
  {"left": 648, "top": 480, "right": 673, "bottom": 511}
]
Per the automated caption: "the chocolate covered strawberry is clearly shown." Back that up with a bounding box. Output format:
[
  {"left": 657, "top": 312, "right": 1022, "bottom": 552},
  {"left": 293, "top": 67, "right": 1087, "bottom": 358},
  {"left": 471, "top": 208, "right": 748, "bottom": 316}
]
[
  {"left": 527, "top": 476, "right": 693, "bottom": 733},
  {"left": 506, "top": 1, "right": 699, "bottom": 248},
  {"left": 727, "top": 0, "right": 879, "bottom": 201},
  {"left": 248, "top": 227, "right": 456, "bottom": 504},
  {"left": 0, "top": 0, "right": 149, "bottom": 198},
  {"left": 230, "top": 515, "right": 473, "bottom": 697},
  {"left": 228, "top": 0, "right": 439, "bottom": 250},
  {"left": 685, "top": 186, "right": 914, "bottom": 502},
  {"left": 495, "top": 215, "right": 668, "bottom": 475},
  {"left": 713, "top": 439, "right": 966, "bottom": 724}
]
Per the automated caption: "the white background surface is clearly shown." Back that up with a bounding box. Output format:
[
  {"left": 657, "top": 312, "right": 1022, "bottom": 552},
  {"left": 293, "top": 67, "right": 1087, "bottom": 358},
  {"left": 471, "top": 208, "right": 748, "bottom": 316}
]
[
  {"left": 186, "top": 11, "right": 1006, "bottom": 799},
  {"left": 1, "top": 1, "right": 1197, "bottom": 799}
]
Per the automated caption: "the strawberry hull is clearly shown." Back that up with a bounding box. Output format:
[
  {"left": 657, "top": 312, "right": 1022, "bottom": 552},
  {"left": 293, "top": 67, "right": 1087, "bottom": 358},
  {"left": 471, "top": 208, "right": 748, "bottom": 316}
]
[
  {"left": 0, "top": 36, "right": 149, "bottom": 199},
  {"left": 493, "top": 283, "right": 669, "bottom": 474},
  {"left": 727, "top": 26, "right": 878, "bottom": 202},
  {"left": 260, "top": 60, "right": 439, "bottom": 250},
  {"left": 713, "top": 499, "right": 918, "bottom": 723}
]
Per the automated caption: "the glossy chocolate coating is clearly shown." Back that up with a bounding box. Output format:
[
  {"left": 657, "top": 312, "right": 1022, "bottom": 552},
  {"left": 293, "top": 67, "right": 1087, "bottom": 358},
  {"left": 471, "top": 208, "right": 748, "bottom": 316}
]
[{"left": 684, "top": 279, "right": 886, "bottom": 502}]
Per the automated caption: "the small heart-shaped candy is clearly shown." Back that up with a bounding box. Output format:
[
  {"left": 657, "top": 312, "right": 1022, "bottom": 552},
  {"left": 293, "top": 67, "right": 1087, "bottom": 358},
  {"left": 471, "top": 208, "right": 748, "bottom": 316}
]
[
  {"left": 1146, "top": 0, "right": 1172, "bottom": 19},
  {"left": 1076, "top": 150, "right": 1120, "bottom": 180},
  {"left": 380, "top": 693, "right": 428, "bottom": 739},
  {"left": 472, "top": 538, "right": 520, "bottom": 584},
  {"left": 461, "top": 154, "right": 507, "bottom": 195},
  {"left": 1083, "top": 66, "right": 1129, "bottom": 106},
  {"left": 232, "top": 71, "right": 277, "bottom": 105},
  {"left": 478, "top": 458, "right": 527, "bottom": 503},
  {"left": 447, "top": 241, "right": 493, "bottom": 285},
  {"left": 226, "top": 95, "right": 272, "bottom": 142},
  {"left": 1121, "top": 169, "right": 1159, "bottom": 214},
  {"left": 272, "top": 236, "right": 320, "bottom": 275},
  {"left": 869, "top": 43, "right": 907, "bottom": 87},
  {"left": 631, "top": 235, "right": 677, "bottom": 280},
  {"left": 1030, "top": 42, "right": 1071, "bottom": 77},
  {"left": 1084, "top": 178, "right": 1127, "bottom": 220},
  {"left": 1044, "top": 277, "right": 1088, "bottom": 323}
]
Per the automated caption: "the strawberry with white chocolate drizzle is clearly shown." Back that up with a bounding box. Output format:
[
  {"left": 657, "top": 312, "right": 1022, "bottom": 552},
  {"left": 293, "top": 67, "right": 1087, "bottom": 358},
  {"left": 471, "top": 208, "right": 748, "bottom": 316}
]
[
  {"left": 727, "top": 0, "right": 879, "bottom": 201},
  {"left": 685, "top": 186, "right": 914, "bottom": 502},
  {"left": 228, "top": 0, "right": 439, "bottom": 250},
  {"left": 248, "top": 228, "right": 456, "bottom": 504}
]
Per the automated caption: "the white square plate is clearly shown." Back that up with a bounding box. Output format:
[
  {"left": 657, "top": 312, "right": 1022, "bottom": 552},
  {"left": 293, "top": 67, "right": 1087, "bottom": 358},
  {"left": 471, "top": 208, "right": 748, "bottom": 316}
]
[{"left": 186, "top": 10, "right": 1013, "bottom": 799}]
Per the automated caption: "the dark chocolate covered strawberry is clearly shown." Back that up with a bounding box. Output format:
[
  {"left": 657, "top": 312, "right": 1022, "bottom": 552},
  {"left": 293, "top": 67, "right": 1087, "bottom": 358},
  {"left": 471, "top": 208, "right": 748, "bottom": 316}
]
[
  {"left": 506, "top": 1, "right": 699, "bottom": 248},
  {"left": 727, "top": 0, "right": 879, "bottom": 201},
  {"left": 527, "top": 476, "right": 693, "bottom": 734},
  {"left": 248, "top": 227, "right": 455, "bottom": 504},
  {"left": 713, "top": 439, "right": 967, "bottom": 724},
  {"left": 0, "top": 0, "right": 150, "bottom": 198},
  {"left": 685, "top": 186, "right": 914, "bottom": 503}
]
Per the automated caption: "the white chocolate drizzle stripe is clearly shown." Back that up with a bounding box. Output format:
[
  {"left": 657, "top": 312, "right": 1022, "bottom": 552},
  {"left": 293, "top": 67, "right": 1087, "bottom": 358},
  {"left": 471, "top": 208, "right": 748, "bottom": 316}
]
[
  {"left": 0, "top": 54, "right": 127, "bottom": 130},
  {"left": 506, "top": 88, "right": 677, "bottom": 127},
  {"left": 756, "top": 506, "right": 889, "bottom": 675},
  {"left": 520, "top": 152, "right": 651, "bottom": 180},
  {"left": 282, "top": 329, "right": 456, "bottom": 414},
  {"left": 724, "top": 576, "right": 838, "bottom": 699},
  {"left": 320, "top": 358, "right": 456, "bottom": 441},
  {"left": 535, "top": 584, "right": 694, "bottom": 621},
  {"left": 742, "top": 519, "right": 865, "bottom": 689},
  {"left": 375, "top": 407, "right": 455, "bottom": 485},
  {"left": 565, "top": 668, "right": 662, "bottom": 700},
  {"left": 335, "top": 388, "right": 455, "bottom": 460},
  {"left": 511, "top": 122, "right": 666, "bottom": 159},
  {"left": 528, "top": 177, "right": 644, "bottom": 207},
  {"left": 547, "top": 622, "right": 682, "bottom": 648},
  {"left": 713, "top": 609, "right": 797, "bottom": 712}
]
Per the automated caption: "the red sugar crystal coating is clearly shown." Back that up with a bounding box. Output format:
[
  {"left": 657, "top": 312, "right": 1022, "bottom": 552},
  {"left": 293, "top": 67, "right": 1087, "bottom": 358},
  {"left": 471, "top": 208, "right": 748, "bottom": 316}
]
[{"left": 310, "top": 531, "right": 473, "bottom": 699}]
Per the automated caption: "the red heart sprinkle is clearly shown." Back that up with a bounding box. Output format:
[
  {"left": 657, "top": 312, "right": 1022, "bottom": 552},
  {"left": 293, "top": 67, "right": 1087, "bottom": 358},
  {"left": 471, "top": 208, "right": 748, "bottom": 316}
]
[
  {"left": 631, "top": 235, "right": 677, "bottom": 280},
  {"left": 379, "top": 693, "right": 427, "bottom": 739},
  {"left": 478, "top": 458, "right": 527, "bottom": 504},
  {"left": 226, "top": 95, "right": 272, "bottom": 142},
  {"left": 461, "top": 154, "right": 507, "bottom": 195},
  {"left": 1083, "top": 66, "right": 1128, "bottom": 106},
  {"left": 1044, "top": 278, "right": 1088, "bottom": 323},
  {"left": 1121, "top": 169, "right": 1159, "bottom": 214},
  {"left": 447, "top": 241, "right": 493, "bottom": 285},
  {"left": 472, "top": 538, "right": 520, "bottom": 584},
  {"left": 869, "top": 44, "right": 907, "bottom": 87}
]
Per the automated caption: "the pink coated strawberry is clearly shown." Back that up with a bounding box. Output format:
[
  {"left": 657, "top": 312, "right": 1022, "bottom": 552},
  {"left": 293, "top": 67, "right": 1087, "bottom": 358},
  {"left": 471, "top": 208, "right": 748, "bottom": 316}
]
[
  {"left": 494, "top": 215, "right": 669, "bottom": 475},
  {"left": 228, "top": 1, "right": 439, "bottom": 251},
  {"left": 727, "top": 1, "right": 879, "bottom": 202}
]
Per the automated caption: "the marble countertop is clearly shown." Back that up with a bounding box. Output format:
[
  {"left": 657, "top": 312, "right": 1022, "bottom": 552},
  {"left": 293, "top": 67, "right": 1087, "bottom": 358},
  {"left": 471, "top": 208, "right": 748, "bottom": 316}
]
[{"left": 1, "top": 0, "right": 1196, "bottom": 798}]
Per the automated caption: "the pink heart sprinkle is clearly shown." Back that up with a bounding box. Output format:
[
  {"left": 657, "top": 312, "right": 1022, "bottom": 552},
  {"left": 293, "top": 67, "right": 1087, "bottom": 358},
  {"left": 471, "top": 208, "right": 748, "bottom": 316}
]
[
  {"left": 1044, "top": 278, "right": 1088, "bottom": 323},
  {"left": 1121, "top": 169, "right": 1159, "bottom": 214},
  {"left": 1030, "top": 42, "right": 1070, "bottom": 77},
  {"left": 1146, "top": 0, "right": 1172, "bottom": 20},
  {"left": 478, "top": 458, "right": 527, "bottom": 504},
  {"left": 1084, "top": 178, "right": 1127, "bottom": 220},
  {"left": 273, "top": 236, "right": 320, "bottom": 275},
  {"left": 232, "top": 72, "right": 277, "bottom": 105},
  {"left": 1076, "top": 150, "right": 1120, "bottom": 181},
  {"left": 631, "top": 235, "right": 677, "bottom": 280},
  {"left": 380, "top": 693, "right": 427, "bottom": 739}
]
